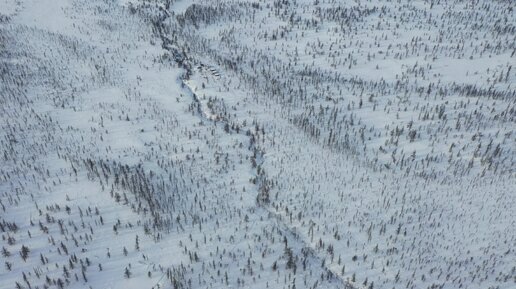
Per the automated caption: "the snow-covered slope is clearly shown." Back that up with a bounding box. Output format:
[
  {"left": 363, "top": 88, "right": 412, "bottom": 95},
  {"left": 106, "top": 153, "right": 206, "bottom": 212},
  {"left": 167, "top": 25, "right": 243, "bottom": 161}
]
[{"left": 1, "top": 0, "right": 514, "bottom": 289}]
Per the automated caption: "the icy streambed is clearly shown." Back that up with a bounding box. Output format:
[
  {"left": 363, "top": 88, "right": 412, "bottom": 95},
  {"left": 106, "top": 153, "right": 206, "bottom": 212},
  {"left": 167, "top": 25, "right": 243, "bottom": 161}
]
[{"left": 149, "top": 6, "right": 362, "bottom": 289}]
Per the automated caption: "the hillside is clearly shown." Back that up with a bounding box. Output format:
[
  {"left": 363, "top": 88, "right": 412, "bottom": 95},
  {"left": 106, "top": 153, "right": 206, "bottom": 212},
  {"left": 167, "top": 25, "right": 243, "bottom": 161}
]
[{"left": 1, "top": 1, "right": 514, "bottom": 289}]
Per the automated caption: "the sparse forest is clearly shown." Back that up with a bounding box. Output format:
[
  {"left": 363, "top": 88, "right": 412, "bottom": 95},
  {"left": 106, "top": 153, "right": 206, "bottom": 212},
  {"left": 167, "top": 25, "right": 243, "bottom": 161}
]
[{"left": 0, "top": 0, "right": 514, "bottom": 289}]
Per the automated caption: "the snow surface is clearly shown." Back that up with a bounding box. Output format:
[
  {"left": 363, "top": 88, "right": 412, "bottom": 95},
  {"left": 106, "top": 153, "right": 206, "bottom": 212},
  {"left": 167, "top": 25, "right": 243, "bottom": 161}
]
[{"left": 1, "top": 0, "right": 514, "bottom": 289}]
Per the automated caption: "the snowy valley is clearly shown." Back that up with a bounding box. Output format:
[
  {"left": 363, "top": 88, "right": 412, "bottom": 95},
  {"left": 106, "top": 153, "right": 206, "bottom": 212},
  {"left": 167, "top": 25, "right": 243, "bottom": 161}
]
[{"left": 0, "top": 1, "right": 514, "bottom": 289}]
